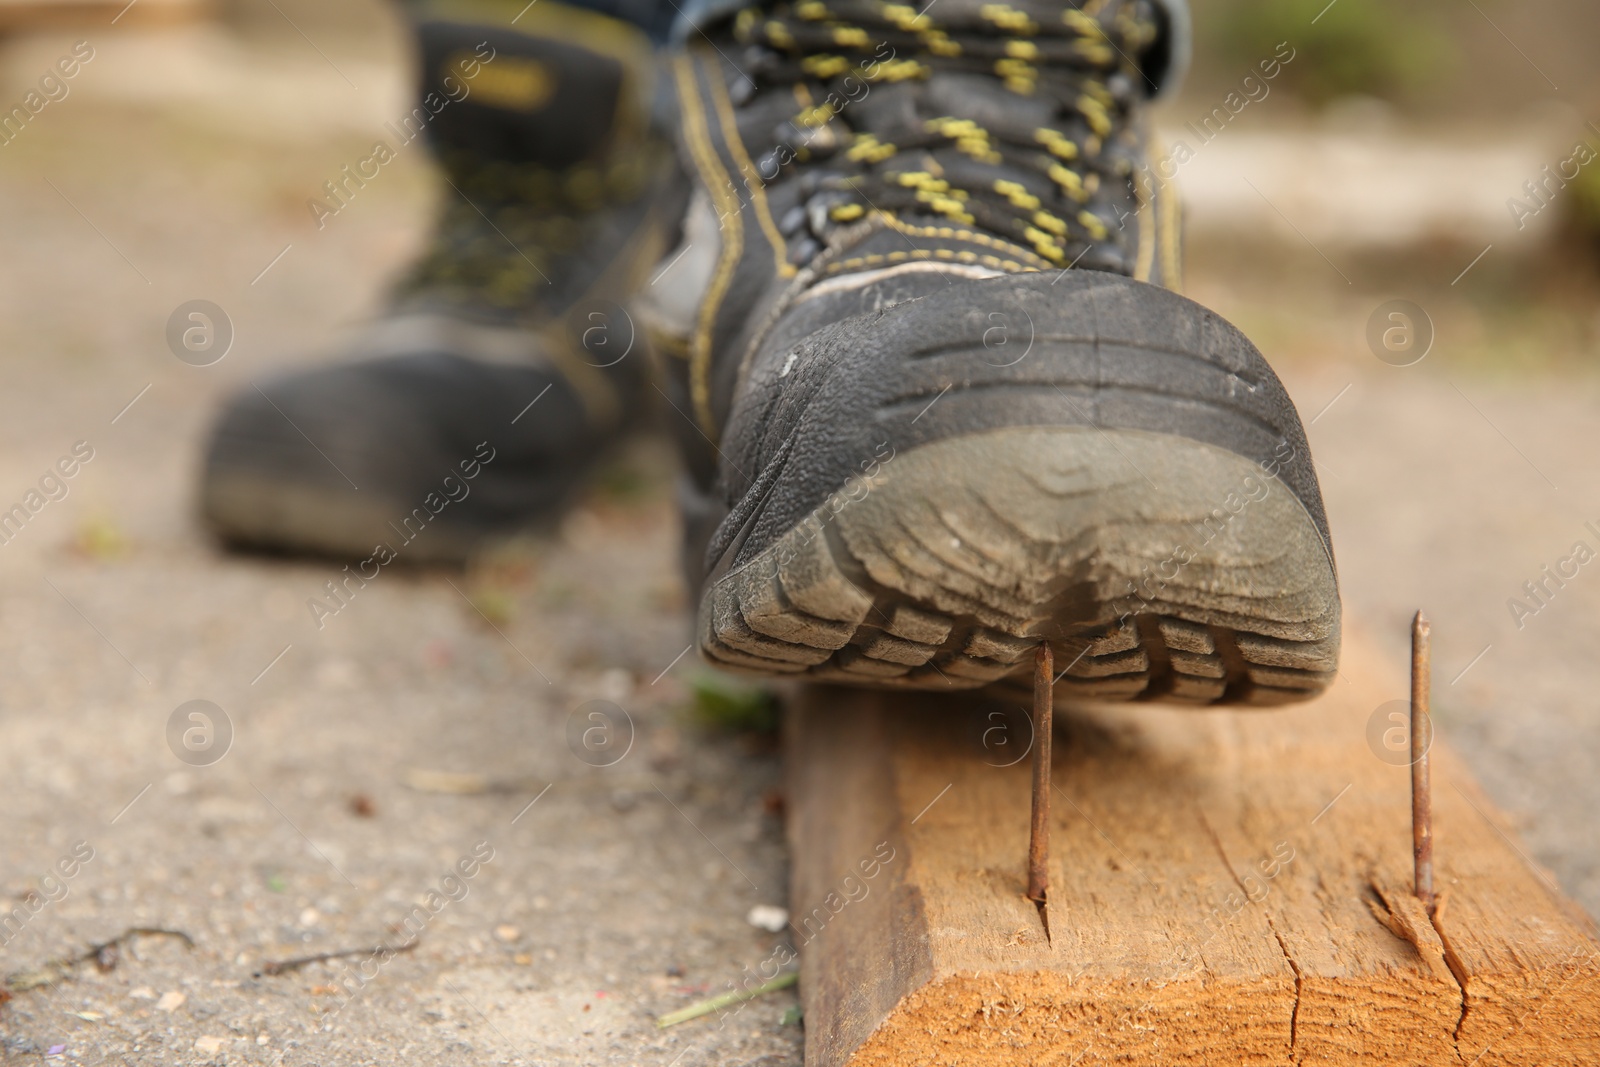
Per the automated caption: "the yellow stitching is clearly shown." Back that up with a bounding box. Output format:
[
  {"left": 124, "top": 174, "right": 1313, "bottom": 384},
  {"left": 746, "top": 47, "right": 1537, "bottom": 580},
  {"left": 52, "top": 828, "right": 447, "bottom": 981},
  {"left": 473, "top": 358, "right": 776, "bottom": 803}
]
[
  {"left": 1133, "top": 183, "right": 1154, "bottom": 283},
  {"left": 706, "top": 52, "right": 798, "bottom": 280},
  {"left": 1145, "top": 132, "right": 1180, "bottom": 290},
  {"left": 877, "top": 216, "right": 1055, "bottom": 269},
  {"left": 1158, "top": 166, "right": 1182, "bottom": 292},
  {"left": 649, "top": 327, "right": 691, "bottom": 361},
  {"left": 673, "top": 54, "right": 743, "bottom": 437},
  {"left": 825, "top": 248, "right": 1042, "bottom": 274}
]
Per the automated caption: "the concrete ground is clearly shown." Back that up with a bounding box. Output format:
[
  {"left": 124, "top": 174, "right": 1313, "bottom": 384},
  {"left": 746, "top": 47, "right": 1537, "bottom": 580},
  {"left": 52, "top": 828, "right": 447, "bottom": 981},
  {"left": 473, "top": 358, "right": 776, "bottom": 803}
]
[
  {"left": 0, "top": 27, "right": 799, "bottom": 1067},
  {"left": 1, "top": 18, "right": 1599, "bottom": 1067}
]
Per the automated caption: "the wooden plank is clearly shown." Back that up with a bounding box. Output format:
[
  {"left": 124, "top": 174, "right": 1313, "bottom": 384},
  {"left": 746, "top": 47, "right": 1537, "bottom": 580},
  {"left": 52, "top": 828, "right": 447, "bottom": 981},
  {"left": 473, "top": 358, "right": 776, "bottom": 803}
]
[{"left": 786, "top": 625, "right": 1600, "bottom": 1066}]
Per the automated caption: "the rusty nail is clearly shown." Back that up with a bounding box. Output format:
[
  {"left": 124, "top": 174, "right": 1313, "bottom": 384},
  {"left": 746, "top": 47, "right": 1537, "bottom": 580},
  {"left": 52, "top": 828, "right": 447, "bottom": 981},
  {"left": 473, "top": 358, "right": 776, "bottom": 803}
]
[
  {"left": 1412, "top": 610, "right": 1434, "bottom": 912},
  {"left": 1028, "top": 642, "right": 1053, "bottom": 939}
]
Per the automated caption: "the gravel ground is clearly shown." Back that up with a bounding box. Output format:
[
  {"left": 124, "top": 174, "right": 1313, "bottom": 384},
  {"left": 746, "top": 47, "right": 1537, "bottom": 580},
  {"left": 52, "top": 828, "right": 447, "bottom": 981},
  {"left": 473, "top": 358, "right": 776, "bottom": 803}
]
[
  {"left": 1, "top": 22, "right": 1598, "bottom": 1067},
  {"left": 0, "top": 34, "right": 799, "bottom": 1065}
]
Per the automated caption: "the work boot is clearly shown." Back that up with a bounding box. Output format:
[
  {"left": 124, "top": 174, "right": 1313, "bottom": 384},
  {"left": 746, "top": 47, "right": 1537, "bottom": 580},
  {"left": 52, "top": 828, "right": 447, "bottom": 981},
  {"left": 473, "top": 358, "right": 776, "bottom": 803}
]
[
  {"left": 655, "top": 0, "right": 1340, "bottom": 703},
  {"left": 201, "top": 2, "right": 680, "bottom": 562}
]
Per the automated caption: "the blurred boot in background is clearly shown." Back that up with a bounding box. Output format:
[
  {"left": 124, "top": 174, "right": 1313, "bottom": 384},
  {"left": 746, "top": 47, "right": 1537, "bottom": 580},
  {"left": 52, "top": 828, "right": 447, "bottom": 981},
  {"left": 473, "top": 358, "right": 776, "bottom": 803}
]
[{"left": 201, "top": 0, "right": 681, "bottom": 562}]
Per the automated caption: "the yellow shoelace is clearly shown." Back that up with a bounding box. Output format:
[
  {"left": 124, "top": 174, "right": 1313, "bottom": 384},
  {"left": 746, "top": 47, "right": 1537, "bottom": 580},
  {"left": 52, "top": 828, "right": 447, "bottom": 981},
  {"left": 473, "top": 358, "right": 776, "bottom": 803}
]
[
  {"left": 404, "top": 148, "right": 659, "bottom": 310},
  {"left": 732, "top": 0, "right": 1159, "bottom": 268}
]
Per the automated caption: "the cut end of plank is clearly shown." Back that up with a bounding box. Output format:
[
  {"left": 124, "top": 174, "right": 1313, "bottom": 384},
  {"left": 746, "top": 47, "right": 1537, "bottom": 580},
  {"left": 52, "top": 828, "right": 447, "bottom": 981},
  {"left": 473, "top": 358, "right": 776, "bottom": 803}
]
[{"left": 846, "top": 969, "right": 1451, "bottom": 1067}]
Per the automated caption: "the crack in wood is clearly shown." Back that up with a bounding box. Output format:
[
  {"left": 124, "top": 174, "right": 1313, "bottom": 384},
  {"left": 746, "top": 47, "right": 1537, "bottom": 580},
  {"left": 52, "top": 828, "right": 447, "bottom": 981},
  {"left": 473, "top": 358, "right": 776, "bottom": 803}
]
[{"left": 1266, "top": 916, "right": 1304, "bottom": 1061}]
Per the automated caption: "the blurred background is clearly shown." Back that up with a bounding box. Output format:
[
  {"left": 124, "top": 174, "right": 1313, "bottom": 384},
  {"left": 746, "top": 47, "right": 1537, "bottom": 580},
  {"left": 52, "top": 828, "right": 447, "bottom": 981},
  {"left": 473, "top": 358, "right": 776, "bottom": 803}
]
[{"left": 0, "top": 0, "right": 1596, "bottom": 1062}]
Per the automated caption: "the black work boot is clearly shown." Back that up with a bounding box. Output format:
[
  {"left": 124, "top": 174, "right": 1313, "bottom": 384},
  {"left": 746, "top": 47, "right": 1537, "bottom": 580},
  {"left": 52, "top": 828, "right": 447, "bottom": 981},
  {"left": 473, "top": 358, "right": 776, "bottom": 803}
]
[
  {"left": 201, "top": 3, "right": 680, "bottom": 562},
  {"left": 657, "top": 0, "right": 1339, "bottom": 703}
]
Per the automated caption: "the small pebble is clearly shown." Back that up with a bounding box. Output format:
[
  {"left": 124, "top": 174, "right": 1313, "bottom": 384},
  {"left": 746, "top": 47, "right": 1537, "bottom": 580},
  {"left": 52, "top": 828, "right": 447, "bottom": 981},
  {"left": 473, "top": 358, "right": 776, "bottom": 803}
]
[
  {"left": 746, "top": 904, "right": 789, "bottom": 933},
  {"left": 597, "top": 668, "right": 632, "bottom": 701},
  {"left": 494, "top": 924, "right": 520, "bottom": 943},
  {"left": 156, "top": 990, "right": 186, "bottom": 1012}
]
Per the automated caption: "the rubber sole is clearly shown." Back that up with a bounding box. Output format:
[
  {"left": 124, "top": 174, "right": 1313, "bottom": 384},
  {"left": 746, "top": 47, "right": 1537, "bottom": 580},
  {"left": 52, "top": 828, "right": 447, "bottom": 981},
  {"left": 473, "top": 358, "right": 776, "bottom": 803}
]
[
  {"left": 202, "top": 474, "right": 498, "bottom": 564},
  {"left": 698, "top": 427, "right": 1340, "bottom": 705}
]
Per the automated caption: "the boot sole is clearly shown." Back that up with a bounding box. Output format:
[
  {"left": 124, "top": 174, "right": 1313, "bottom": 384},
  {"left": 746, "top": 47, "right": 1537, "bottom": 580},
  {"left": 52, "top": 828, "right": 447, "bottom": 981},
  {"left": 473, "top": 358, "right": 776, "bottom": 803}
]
[
  {"left": 202, "top": 474, "right": 491, "bottom": 564},
  {"left": 698, "top": 426, "right": 1339, "bottom": 704}
]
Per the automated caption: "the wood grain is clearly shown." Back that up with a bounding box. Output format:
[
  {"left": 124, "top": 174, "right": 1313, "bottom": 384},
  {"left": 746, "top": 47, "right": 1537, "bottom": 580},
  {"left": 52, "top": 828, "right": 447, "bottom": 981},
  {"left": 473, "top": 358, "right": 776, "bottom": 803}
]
[{"left": 785, "top": 626, "right": 1600, "bottom": 1065}]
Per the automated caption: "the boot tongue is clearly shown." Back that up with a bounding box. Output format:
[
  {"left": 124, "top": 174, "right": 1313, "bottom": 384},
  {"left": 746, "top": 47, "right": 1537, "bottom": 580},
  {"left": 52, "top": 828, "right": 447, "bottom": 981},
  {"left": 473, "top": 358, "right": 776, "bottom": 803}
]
[
  {"left": 391, "top": 17, "right": 671, "bottom": 316},
  {"left": 731, "top": 0, "right": 1158, "bottom": 275},
  {"left": 414, "top": 18, "right": 643, "bottom": 170}
]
